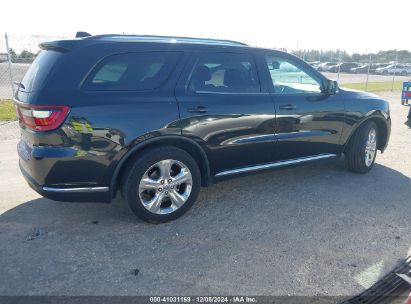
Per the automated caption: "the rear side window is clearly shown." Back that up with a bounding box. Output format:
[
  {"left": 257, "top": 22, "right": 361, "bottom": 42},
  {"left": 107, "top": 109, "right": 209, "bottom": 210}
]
[
  {"left": 21, "top": 50, "right": 62, "bottom": 92},
  {"left": 83, "top": 52, "right": 181, "bottom": 91}
]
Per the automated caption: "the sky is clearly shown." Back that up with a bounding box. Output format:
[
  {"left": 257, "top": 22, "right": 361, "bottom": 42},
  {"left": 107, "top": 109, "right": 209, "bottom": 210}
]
[{"left": 1, "top": 0, "right": 409, "bottom": 53}]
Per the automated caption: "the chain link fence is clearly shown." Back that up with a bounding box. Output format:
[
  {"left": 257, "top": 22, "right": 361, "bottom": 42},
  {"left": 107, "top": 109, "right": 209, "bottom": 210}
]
[
  {"left": 0, "top": 33, "right": 410, "bottom": 120},
  {"left": 294, "top": 49, "right": 411, "bottom": 91},
  {"left": 0, "top": 33, "right": 69, "bottom": 101},
  {"left": 0, "top": 34, "right": 13, "bottom": 100},
  {"left": 0, "top": 33, "right": 410, "bottom": 140},
  {"left": 0, "top": 34, "right": 70, "bottom": 139}
]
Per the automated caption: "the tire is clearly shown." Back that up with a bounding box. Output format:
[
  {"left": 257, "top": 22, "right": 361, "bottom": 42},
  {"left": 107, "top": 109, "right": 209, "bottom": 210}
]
[
  {"left": 345, "top": 121, "right": 378, "bottom": 174},
  {"left": 122, "top": 146, "right": 201, "bottom": 223},
  {"left": 383, "top": 70, "right": 388, "bottom": 75},
  {"left": 400, "top": 71, "right": 407, "bottom": 76}
]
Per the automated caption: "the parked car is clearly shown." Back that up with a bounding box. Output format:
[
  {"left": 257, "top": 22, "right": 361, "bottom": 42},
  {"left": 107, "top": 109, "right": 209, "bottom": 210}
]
[
  {"left": 311, "top": 63, "right": 323, "bottom": 70},
  {"left": 375, "top": 64, "right": 411, "bottom": 76},
  {"left": 351, "top": 63, "right": 391, "bottom": 74},
  {"left": 14, "top": 33, "right": 391, "bottom": 222},
  {"left": 328, "top": 62, "right": 360, "bottom": 73},
  {"left": 307, "top": 61, "right": 320, "bottom": 68},
  {"left": 372, "top": 63, "right": 390, "bottom": 72},
  {"left": 317, "top": 62, "right": 339, "bottom": 72},
  {"left": 350, "top": 64, "right": 370, "bottom": 74},
  {"left": 0, "top": 53, "right": 8, "bottom": 63}
]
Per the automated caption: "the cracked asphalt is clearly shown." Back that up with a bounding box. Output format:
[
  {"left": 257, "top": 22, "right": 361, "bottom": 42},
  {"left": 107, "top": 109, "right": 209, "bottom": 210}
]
[{"left": 0, "top": 91, "right": 410, "bottom": 296}]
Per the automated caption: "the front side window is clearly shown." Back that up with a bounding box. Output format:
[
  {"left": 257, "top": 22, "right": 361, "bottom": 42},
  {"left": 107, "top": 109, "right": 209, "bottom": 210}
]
[
  {"left": 265, "top": 56, "right": 322, "bottom": 94},
  {"left": 83, "top": 52, "right": 181, "bottom": 91},
  {"left": 189, "top": 52, "right": 260, "bottom": 93}
]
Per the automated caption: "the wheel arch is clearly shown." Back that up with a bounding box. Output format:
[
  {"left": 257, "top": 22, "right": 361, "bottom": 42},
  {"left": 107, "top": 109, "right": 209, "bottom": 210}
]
[
  {"left": 343, "top": 115, "right": 390, "bottom": 153},
  {"left": 110, "top": 136, "right": 212, "bottom": 198}
]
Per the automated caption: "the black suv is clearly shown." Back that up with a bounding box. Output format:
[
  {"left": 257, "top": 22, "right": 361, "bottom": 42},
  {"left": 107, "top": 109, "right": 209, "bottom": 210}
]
[{"left": 15, "top": 34, "right": 391, "bottom": 222}]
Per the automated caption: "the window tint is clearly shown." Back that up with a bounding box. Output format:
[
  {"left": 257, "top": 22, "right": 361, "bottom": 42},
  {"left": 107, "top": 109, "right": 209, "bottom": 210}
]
[
  {"left": 92, "top": 63, "right": 127, "bottom": 83},
  {"left": 189, "top": 53, "right": 260, "bottom": 93},
  {"left": 83, "top": 52, "right": 181, "bottom": 91},
  {"left": 21, "top": 50, "right": 62, "bottom": 93},
  {"left": 265, "top": 56, "right": 321, "bottom": 94}
]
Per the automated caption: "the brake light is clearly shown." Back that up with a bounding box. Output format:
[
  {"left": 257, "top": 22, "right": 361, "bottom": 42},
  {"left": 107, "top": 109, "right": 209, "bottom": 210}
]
[{"left": 17, "top": 105, "right": 69, "bottom": 131}]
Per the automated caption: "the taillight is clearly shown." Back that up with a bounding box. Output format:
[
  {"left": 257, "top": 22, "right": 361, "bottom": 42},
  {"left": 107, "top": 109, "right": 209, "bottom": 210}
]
[{"left": 17, "top": 105, "right": 69, "bottom": 131}]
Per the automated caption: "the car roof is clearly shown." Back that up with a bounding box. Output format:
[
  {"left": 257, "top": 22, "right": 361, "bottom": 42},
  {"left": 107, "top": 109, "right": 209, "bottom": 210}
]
[{"left": 41, "top": 33, "right": 301, "bottom": 64}]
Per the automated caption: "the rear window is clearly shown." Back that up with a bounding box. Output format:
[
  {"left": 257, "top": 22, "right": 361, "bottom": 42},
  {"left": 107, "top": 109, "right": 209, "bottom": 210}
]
[
  {"left": 83, "top": 52, "right": 181, "bottom": 91},
  {"left": 20, "top": 50, "right": 62, "bottom": 92}
]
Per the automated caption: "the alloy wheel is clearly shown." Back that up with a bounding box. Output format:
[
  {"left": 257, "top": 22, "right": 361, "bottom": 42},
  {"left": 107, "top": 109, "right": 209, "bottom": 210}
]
[
  {"left": 365, "top": 128, "right": 377, "bottom": 167},
  {"left": 138, "top": 159, "right": 193, "bottom": 214}
]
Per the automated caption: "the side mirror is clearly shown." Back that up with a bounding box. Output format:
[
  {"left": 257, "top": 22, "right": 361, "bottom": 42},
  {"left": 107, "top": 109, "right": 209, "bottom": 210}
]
[
  {"left": 324, "top": 80, "right": 339, "bottom": 95},
  {"left": 271, "top": 61, "right": 280, "bottom": 70}
]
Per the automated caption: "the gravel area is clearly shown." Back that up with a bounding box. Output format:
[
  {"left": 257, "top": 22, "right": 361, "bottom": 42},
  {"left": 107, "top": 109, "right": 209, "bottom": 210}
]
[
  {"left": 0, "top": 120, "right": 19, "bottom": 140},
  {"left": 0, "top": 91, "right": 410, "bottom": 296}
]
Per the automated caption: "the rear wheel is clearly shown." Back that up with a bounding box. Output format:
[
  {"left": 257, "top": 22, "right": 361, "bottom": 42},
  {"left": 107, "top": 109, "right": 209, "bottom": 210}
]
[
  {"left": 122, "top": 146, "right": 201, "bottom": 223},
  {"left": 345, "top": 121, "right": 378, "bottom": 173}
]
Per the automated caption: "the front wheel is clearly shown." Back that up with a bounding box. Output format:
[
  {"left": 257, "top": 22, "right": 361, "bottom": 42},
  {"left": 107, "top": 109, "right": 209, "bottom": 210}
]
[
  {"left": 345, "top": 121, "right": 378, "bottom": 173},
  {"left": 122, "top": 146, "right": 201, "bottom": 223}
]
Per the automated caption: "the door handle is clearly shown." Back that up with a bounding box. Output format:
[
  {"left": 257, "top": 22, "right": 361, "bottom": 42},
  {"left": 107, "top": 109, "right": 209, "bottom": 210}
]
[
  {"left": 187, "top": 106, "right": 208, "bottom": 113},
  {"left": 278, "top": 104, "right": 296, "bottom": 110}
]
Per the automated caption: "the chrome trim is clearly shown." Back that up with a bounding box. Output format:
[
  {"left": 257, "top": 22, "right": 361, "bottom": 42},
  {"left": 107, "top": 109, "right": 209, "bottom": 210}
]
[
  {"left": 195, "top": 91, "right": 269, "bottom": 96},
  {"left": 42, "top": 186, "right": 109, "bottom": 193},
  {"left": 215, "top": 153, "right": 337, "bottom": 177}
]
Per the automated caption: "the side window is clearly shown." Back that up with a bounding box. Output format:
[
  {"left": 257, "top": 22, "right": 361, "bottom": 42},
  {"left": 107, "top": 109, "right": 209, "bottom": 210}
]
[
  {"left": 189, "top": 53, "right": 260, "bottom": 93},
  {"left": 83, "top": 52, "right": 181, "bottom": 91},
  {"left": 265, "top": 56, "right": 322, "bottom": 94}
]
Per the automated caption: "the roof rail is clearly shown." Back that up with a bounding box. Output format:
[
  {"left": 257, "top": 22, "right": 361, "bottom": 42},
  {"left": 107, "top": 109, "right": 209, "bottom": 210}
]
[{"left": 88, "top": 34, "right": 247, "bottom": 46}]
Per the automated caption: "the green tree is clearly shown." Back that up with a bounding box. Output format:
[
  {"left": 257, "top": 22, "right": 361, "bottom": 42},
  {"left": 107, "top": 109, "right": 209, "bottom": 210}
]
[
  {"left": 8, "top": 48, "right": 17, "bottom": 60},
  {"left": 291, "top": 49, "right": 411, "bottom": 63},
  {"left": 19, "top": 49, "right": 35, "bottom": 59}
]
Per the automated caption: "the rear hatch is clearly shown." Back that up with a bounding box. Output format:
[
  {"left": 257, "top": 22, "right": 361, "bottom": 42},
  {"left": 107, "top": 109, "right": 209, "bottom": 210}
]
[
  {"left": 14, "top": 43, "right": 72, "bottom": 178},
  {"left": 15, "top": 45, "right": 70, "bottom": 135}
]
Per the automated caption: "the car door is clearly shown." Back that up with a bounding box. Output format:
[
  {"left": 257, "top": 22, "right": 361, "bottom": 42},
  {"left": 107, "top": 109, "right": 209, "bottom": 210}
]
[
  {"left": 257, "top": 51, "right": 345, "bottom": 161},
  {"left": 175, "top": 50, "right": 276, "bottom": 175}
]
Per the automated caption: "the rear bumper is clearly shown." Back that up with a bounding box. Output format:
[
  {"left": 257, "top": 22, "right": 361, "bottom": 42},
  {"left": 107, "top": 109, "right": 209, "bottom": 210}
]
[
  {"left": 19, "top": 161, "right": 111, "bottom": 203},
  {"left": 17, "top": 136, "right": 113, "bottom": 203}
]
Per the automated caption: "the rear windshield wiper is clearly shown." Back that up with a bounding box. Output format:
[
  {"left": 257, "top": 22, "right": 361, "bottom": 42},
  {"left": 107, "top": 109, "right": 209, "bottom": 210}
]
[{"left": 14, "top": 81, "right": 25, "bottom": 90}]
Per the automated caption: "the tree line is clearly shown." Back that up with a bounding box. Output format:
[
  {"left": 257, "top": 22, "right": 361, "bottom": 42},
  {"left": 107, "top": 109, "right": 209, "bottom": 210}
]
[
  {"left": 291, "top": 49, "right": 411, "bottom": 63},
  {"left": 8, "top": 48, "right": 36, "bottom": 60}
]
